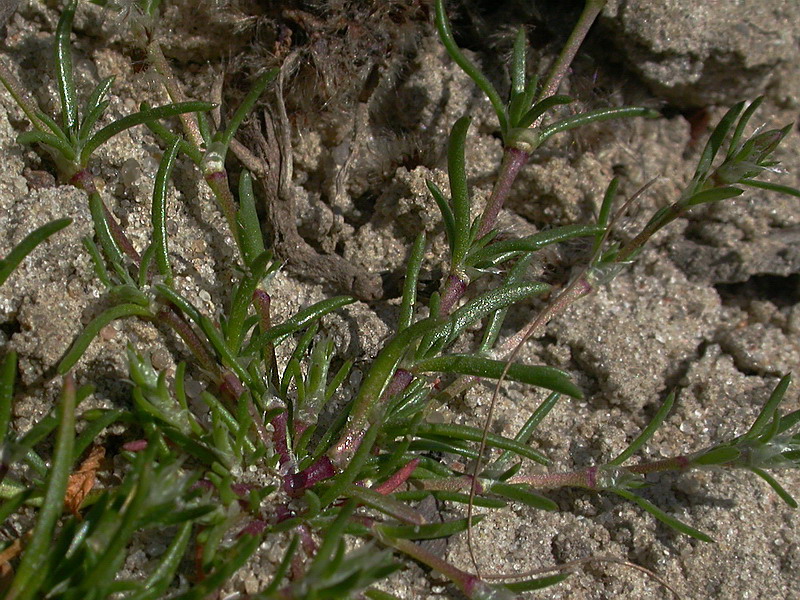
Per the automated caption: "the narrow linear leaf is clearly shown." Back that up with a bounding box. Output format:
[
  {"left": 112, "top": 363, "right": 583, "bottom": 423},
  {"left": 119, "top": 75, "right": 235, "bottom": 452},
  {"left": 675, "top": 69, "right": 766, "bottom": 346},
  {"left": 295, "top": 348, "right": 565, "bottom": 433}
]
[
  {"left": 16, "top": 130, "right": 76, "bottom": 160},
  {"left": 743, "top": 374, "right": 792, "bottom": 441},
  {"left": 516, "top": 94, "right": 573, "bottom": 130},
  {"left": 306, "top": 500, "right": 358, "bottom": 581},
  {"left": 0, "top": 218, "right": 72, "bottom": 287},
  {"left": 261, "top": 535, "right": 299, "bottom": 596},
  {"left": 694, "top": 101, "right": 745, "bottom": 180},
  {"left": 690, "top": 445, "right": 740, "bottom": 467},
  {"left": 727, "top": 97, "right": 764, "bottom": 159},
  {"left": 77, "top": 99, "right": 110, "bottom": 142},
  {"left": 413, "top": 354, "right": 582, "bottom": 399},
  {"left": 345, "top": 484, "right": 425, "bottom": 525},
  {"left": 422, "top": 282, "right": 549, "bottom": 357},
  {"left": 468, "top": 223, "right": 600, "bottom": 266},
  {"left": 73, "top": 408, "right": 124, "bottom": 460},
  {"left": 82, "top": 236, "right": 112, "bottom": 288},
  {"left": 142, "top": 103, "right": 204, "bottom": 165},
  {"left": 152, "top": 138, "right": 181, "bottom": 285},
  {"left": 377, "top": 515, "right": 484, "bottom": 541},
  {"left": 130, "top": 521, "right": 193, "bottom": 600},
  {"left": 88, "top": 191, "right": 128, "bottom": 280},
  {"left": 427, "top": 179, "right": 456, "bottom": 250},
  {"left": 448, "top": 116, "right": 472, "bottom": 268},
  {"left": 58, "top": 304, "right": 153, "bottom": 374},
  {"left": 434, "top": 0, "right": 506, "bottom": 132},
  {"left": 408, "top": 438, "right": 478, "bottom": 462},
  {"left": 749, "top": 467, "right": 797, "bottom": 508},
  {"left": 540, "top": 106, "right": 659, "bottom": 142},
  {"left": 173, "top": 522, "right": 262, "bottom": 600},
  {"left": 383, "top": 488, "right": 511, "bottom": 508},
  {"left": 613, "top": 488, "right": 714, "bottom": 543},
  {"left": 246, "top": 296, "right": 356, "bottom": 353},
  {"left": 503, "top": 573, "right": 572, "bottom": 593},
  {"left": 510, "top": 27, "right": 526, "bottom": 96},
  {"left": 505, "top": 574, "right": 570, "bottom": 592},
  {"left": 226, "top": 251, "right": 275, "bottom": 353},
  {"left": 82, "top": 76, "right": 115, "bottom": 121},
  {"left": 109, "top": 284, "right": 149, "bottom": 307},
  {"left": 237, "top": 171, "right": 267, "bottom": 266},
  {"left": 593, "top": 178, "right": 619, "bottom": 254},
  {"left": 777, "top": 409, "right": 800, "bottom": 436},
  {"left": 608, "top": 391, "right": 675, "bottom": 466},
  {"left": 413, "top": 422, "right": 550, "bottom": 466},
  {"left": 81, "top": 101, "right": 214, "bottom": 164},
  {"left": 741, "top": 178, "right": 800, "bottom": 198},
  {"left": 319, "top": 420, "right": 383, "bottom": 506},
  {"left": 490, "top": 392, "right": 560, "bottom": 472},
  {"left": 54, "top": 0, "right": 78, "bottom": 134},
  {"left": 90, "top": 443, "right": 158, "bottom": 590},
  {"left": 399, "top": 233, "right": 426, "bottom": 332},
  {"left": 756, "top": 411, "right": 782, "bottom": 446},
  {"left": 33, "top": 110, "right": 71, "bottom": 144},
  {"left": 474, "top": 253, "right": 536, "bottom": 352},
  {"left": 0, "top": 351, "right": 17, "bottom": 443},
  {"left": 683, "top": 186, "right": 743, "bottom": 208},
  {"left": 489, "top": 482, "right": 558, "bottom": 511},
  {"left": 196, "top": 111, "right": 212, "bottom": 146},
  {"left": 153, "top": 283, "right": 202, "bottom": 323},
  {"left": 197, "top": 314, "right": 254, "bottom": 388},
  {"left": 5, "top": 375, "right": 76, "bottom": 600},
  {"left": 217, "top": 68, "right": 279, "bottom": 148},
  {"left": 0, "top": 489, "right": 32, "bottom": 526}
]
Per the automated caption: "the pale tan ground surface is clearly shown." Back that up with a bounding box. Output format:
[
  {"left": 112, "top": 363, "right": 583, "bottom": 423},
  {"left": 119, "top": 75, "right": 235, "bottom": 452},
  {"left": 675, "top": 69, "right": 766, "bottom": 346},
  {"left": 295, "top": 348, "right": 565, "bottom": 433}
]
[{"left": 1, "top": 1, "right": 799, "bottom": 599}]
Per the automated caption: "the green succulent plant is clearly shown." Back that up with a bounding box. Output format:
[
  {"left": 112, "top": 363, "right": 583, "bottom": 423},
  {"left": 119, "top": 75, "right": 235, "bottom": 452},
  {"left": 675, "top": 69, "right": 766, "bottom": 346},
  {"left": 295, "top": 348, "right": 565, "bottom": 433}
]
[{"left": 0, "top": 0, "right": 797, "bottom": 598}]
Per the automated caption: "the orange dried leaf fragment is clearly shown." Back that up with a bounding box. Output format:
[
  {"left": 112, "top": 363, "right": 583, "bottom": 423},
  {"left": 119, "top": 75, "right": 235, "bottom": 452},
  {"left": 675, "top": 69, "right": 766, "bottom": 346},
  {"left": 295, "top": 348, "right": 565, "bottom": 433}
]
[{"left": 65, "top": 444, "right": 105, "bottom": 517}]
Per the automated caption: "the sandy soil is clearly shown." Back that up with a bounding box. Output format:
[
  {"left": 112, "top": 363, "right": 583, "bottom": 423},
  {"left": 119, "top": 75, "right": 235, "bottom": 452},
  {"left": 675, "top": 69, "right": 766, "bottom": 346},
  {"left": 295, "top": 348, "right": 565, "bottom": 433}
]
[{"left": 1, "top": 1, "right": 798, "bottom": 598}]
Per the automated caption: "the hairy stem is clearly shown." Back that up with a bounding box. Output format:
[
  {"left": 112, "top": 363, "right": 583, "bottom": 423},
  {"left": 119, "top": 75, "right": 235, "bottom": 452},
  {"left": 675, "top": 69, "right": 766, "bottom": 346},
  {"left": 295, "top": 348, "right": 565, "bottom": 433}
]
[
  {"left": 536, "top": 0, "right": 607, "bottom": 118},
  {"left": 375, "top": 530, "right": 518, "bottom": 600},
  {"left": 146, "top": 41, "right": 205, "bottom": 150},
  {"left": 156, "top": 308, "right": 220, "bottom": 379},
  {"left": 508, "top": 456, "right": 692, "bottom": 490},
  {"left": 476, "top": 147, "right": 530, "bottom": 239},
  {"left": 497, "top": 274, "right": 594, "bottom": 355}
]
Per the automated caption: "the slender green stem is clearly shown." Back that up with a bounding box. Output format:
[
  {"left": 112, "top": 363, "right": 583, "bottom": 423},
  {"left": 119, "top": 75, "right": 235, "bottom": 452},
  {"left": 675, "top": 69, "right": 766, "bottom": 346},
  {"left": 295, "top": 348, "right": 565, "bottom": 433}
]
[
  {"left": 506, "top": 456, "right": 692, "bottom": 490},
  {"left": 476, "top": 147, "right": 530, "bottom": 239},
  {"left": 438, "top": 146, "right": 532, "bottom": 316},
  {"left": 496, "top": 275, "right": 594, "bottom": 356},
  {"left": 375, "top": 529, "right": 516, "bottom": 600},
  {"left": 536, "top": 0, "right": 607, "bottom": 114},
  {"left": 146, "top": 41, "right": 205, "bottom": 150}
]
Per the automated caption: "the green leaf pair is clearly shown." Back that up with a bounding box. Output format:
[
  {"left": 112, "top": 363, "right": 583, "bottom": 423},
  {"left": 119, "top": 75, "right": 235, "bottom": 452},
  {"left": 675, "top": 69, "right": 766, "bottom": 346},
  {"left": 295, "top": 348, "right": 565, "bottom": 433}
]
[{"left": 434, "top": 0, "right": 657, "bottom": 150}]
